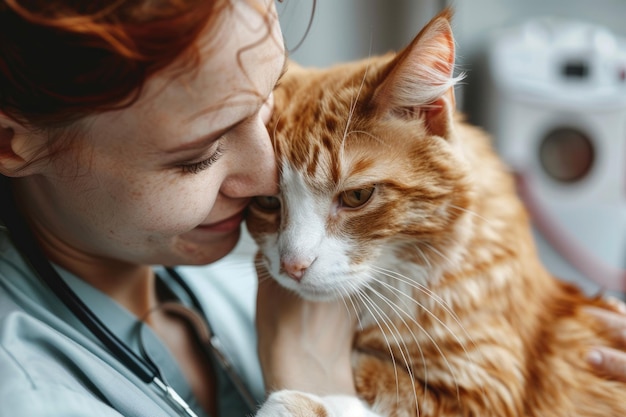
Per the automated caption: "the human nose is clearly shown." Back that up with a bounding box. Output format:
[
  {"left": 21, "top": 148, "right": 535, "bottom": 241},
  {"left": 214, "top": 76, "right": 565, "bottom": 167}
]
[{"left": 221, "top": 114, "right": 278, "bottom": 198}]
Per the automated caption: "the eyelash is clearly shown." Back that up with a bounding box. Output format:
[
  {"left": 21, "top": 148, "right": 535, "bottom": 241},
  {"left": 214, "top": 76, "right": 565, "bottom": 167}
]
[{"left": 179, "top": 144, "right": 224, "bottom": 174}]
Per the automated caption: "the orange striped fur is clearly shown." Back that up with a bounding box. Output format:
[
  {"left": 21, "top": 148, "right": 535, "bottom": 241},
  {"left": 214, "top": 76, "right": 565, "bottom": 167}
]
[{"left": 248, "top": 9, "right": 626, "bottom": 417}]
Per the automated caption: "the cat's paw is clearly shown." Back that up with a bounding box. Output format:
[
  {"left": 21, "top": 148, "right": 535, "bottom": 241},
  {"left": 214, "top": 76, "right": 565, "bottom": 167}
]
[
  {"left": 256, "top": 390, "right": 381, "bottom": 417},
  {"left": 256, "top": 390, "right": 328, "bottom": 417}
]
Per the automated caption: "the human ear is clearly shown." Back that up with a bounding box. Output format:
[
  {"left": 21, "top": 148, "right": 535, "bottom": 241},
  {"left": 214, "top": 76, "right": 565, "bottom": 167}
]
[{"left": 0, "top": 113, "right": 48, "bottom": 177}]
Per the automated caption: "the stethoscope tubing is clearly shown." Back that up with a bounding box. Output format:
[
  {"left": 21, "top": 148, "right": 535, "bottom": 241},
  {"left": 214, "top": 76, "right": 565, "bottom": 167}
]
[{"left": 0, "top": 177, "right": 254, "bottom": 416}]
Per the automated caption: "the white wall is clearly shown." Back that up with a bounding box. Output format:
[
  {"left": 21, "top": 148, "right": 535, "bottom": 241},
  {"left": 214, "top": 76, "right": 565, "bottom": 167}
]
[
  {"left": 278, "top": 0, "right": 626, "bottom": 109},
  {"left": 454, "top": 0, "right": 626, "bottom": 63},
  {"left": 277, "top": 0, "right": 446, "bottom": 67},
  {"left": 454, "top": 0, "right": 626, "bottom": 116}
]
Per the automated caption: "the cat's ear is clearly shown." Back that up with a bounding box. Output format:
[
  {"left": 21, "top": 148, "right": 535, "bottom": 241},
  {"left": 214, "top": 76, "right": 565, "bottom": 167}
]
[{"left": 372, "top": 8, "right": 461, "bottom": 138}]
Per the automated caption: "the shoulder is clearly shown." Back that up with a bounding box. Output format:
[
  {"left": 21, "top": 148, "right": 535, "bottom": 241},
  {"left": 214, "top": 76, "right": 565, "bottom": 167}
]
[
  {"left": 0, "top": 313, "right": 123, "bottom": 417},
  {"left": 0, "top": 309, "right": 177, "bottom": 417},
  {"left": 0, "top": 351, "right": 123, "bottom": 417},
  {"left": 0, "top": 379, "right": 123, "bottom": 417},
  {"left": 0, "top": 234, "right": 175, "bottom": 417}
]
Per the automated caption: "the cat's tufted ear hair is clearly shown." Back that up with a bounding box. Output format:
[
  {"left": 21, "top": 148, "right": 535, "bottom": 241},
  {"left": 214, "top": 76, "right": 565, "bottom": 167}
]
[{"left": 372, "top": 7, "right": 462, "bottom": 138}]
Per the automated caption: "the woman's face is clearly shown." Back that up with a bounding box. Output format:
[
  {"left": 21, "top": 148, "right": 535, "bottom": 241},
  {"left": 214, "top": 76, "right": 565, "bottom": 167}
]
[{"left": 19, "top": 0, "right": 285, "bottom": 267}]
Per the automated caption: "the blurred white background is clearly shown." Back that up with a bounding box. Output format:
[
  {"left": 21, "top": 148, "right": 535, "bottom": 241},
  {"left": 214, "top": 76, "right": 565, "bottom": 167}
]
[{"left": 276, "top": 0, "right": 626, "bottom": 299}]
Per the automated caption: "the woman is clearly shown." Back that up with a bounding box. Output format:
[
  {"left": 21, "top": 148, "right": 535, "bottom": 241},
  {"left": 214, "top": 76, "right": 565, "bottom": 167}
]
[
  {"left": 0, "top": 1, "right": 624, "bottom": 416},
  {"left": 0, "top": 0, "right": 356, "bottom": 415}
]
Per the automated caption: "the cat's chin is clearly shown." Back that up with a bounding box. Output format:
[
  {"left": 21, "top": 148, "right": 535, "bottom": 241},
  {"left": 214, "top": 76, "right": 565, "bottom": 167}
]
[{"left": 274, "top": 277, "right": 347, "bottom": 302}]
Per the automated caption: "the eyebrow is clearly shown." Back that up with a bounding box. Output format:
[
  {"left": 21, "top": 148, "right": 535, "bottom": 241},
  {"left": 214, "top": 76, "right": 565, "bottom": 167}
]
[
  {"left": 163, "top": 119, "right": 246, "bottom": 154},
  {"left": 164, "top": 54, "right": 288, "bottom": 155}
]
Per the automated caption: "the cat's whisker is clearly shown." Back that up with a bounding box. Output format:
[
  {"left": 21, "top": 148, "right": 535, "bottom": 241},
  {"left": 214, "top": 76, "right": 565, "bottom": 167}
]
[
  {"left": 340, "top": 63, "right": 371, "bottom": 162},
  {"left": 448, "top": 204, "right": 493, "bottom": 226},
  {"left": 362, "top": 279, "right": 425, "bottom": 415},
  {"left": 361, "top": 295, "right": 420, "bottom": 415},
  {"left": 365, "top": 276, "right": 462, "bottom": 405},
  {"left": 350, "top": 283, "right": 405, "bottom": 408},
  {"left": 367, "top": 270, "right": 468, "bottom": 401},
  {"left": 344, "top": 281, "right": 366, "bottom": 330},
  {"left": 370, "top": 266, "right": 489, "bottom": 402},
  {"left": 344, "top": 286, "right": 365, "bottom": 330},
  {"left": 410, "top": 243, "right": 433, "bottom": 270},
  {"left": 371, "top": 265, "right": 469, "bottom": 340},
  {"left": 365, "top": 273, "right": 430, "bottom": 382},
  {"left": 419, "top": 241, "right": 455, "bottom": 267},
  {"left": 345, "top": 130, "right": 391, "bottom": 148},
  {"left": 337, "top": 283, "right": 361, "bottom": 325},
  {"left": 371, "top": 265, "right": 482, "bottom": 360}
]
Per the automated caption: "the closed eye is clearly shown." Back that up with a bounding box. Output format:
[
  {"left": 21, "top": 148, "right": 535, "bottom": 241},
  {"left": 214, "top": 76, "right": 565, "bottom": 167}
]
[{"left": 178, "top": 143, "right": 224, "bottom": 174}]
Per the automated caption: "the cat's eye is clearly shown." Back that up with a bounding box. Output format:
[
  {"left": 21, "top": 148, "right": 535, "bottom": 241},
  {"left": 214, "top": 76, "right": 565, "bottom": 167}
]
[
  {"left": 340, "top": 187, "right": 375, "bottom": 208},
  {"left": 253, "top": 195, "right": 281, "bottom": 211}
]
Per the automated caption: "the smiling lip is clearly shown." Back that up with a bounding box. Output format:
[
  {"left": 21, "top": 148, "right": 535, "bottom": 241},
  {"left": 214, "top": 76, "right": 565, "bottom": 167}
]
[{"left": 196, "top": 210, "right": 246, "bottom": 233}]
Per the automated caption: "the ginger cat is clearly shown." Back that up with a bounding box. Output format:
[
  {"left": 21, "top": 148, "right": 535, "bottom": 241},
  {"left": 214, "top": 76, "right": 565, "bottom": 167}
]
[{"left": 248, "top": 9, "right": 626, "bottom": 417}]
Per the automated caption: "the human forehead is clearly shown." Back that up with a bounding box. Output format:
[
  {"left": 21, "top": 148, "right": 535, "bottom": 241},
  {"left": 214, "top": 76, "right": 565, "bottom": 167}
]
[
  {"left": 158, "top": 3, "right": 281, "bottom": 115},
  {"left": 95, "top": 0, "right": 285, "bottom": 147}
]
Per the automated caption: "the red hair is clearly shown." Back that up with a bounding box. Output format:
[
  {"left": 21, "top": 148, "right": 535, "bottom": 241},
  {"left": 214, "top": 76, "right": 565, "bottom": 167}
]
[{"left": 0, "top": 0, "right": 225, "bottom": 128}]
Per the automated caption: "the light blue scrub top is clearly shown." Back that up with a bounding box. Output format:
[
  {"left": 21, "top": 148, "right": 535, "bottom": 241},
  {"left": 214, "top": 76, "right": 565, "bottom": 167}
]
[{"left": 0, "top": 226, "right": 265, "bottom": 417}]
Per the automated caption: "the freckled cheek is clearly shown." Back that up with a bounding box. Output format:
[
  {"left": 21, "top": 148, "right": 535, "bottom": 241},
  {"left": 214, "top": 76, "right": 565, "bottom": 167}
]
[{"left": 121, "top": 180, "right": 219, "bottom": 234}]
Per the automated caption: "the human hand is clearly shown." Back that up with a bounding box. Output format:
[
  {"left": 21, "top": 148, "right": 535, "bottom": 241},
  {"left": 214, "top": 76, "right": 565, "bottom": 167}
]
[
  {"left": 584, "top": 298, "right": 626, "bottom": 382},
  {"left": 255, "top": 257, "right": 358, "bottom": 397}
]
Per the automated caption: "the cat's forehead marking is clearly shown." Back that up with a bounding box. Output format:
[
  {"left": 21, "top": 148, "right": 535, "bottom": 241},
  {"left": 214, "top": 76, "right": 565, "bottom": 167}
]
[
  {"left": 274, "top": 121, "right": 344, "bottom": 187},
  {"left": 272, "top": 59, "right": 410, "bottom": 191},
  {"left": 274, "top": 123, "right": 394, "bottom": 195},
  {"left": 278, "top": 133, "right": 382, "bottom": 193}
]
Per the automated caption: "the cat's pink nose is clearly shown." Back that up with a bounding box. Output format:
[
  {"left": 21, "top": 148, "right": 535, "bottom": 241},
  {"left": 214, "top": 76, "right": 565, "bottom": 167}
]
[{"left": 281, "top": 259, "right": 310, "bottom": 282}]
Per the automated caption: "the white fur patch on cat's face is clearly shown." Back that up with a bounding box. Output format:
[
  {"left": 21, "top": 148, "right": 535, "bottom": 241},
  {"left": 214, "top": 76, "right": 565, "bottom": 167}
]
[{"left": 263, "top": 163, "right": 371, "bottom": 300}]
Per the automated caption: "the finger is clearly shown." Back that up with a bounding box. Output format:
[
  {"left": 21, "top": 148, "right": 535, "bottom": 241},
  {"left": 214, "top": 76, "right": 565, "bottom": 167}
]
[
  {"left": 583, "top": 306, "right": 626, "bottom": 347},
  {"left": 253, "top": 251, "right": 267, "bottom": 278},
  {"left": 604, "top": 296, "right": 626, "bottom": 315},
  {"left": 587, "top": 347, "right": 626, "bottom": 383}
]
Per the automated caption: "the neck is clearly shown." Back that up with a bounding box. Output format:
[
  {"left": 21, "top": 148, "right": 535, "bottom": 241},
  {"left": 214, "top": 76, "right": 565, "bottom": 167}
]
[
  {"left": 80, "top": 262, "right": 158, "bottom": 319},
  {"left": 28, "top": 213, "right": 158, "bottom": 319},
  {"left": 9, "top": 178, "right": 160, "bottom": 318},
  {"left": 48, "top": 246, "right": 158, "bottom": 319}
]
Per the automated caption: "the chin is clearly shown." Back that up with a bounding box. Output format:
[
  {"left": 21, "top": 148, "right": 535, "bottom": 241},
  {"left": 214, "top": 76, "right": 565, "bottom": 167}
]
[{"left": 173, "top": 228, "right": 241, "bottom": 265}]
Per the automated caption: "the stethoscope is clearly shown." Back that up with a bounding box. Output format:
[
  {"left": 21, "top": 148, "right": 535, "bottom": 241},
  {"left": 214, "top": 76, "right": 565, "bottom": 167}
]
[{"left": 0, "top": 177, "right": 257, "bottom": 416}]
